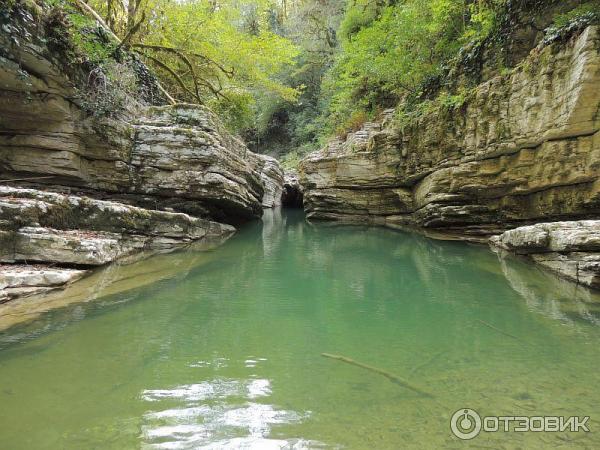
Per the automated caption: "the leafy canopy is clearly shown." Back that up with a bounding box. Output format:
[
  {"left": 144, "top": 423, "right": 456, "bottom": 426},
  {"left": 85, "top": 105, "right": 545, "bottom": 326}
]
[
  {"left": 87, "top": 0, "right": 300, "bottom": 131},
  {"left": 321, "top": 0, "right": 506, "bottom": 136}
]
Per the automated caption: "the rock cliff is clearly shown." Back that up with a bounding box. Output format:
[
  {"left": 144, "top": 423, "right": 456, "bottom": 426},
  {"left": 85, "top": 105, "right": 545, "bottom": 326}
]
[
  {"left": 299, "top": 25, "right": 600, "bottom": 287},
  {"left": 300, "top": 26, "right": 599, "bottom": 234},
  {"left": 0, "top": 2, "right": 283, "bottom": 223},
  {"left": 0, "top": 1, "right": 283, "bottom": 302}
]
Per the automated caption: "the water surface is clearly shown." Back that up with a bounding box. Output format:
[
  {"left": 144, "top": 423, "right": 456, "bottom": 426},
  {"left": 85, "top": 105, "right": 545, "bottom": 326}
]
[{"left": 1, "top": 209, "right": 600, "bottom": 449}]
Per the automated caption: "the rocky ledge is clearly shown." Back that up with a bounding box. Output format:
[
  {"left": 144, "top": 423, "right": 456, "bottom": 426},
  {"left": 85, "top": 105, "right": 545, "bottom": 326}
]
[
  {"left": 0, "top": 265, "right": 86, "bottom": 304},
  {"left": 0, "top": 187, "right": 235, "bottom": 300},
  {"left": 491, "top": 221, "right": 600, "bottom": 289}
]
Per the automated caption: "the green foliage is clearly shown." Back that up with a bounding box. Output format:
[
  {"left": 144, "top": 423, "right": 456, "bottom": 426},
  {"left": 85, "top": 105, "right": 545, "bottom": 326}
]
[
  {"left": 67, "top": 12, "right": 115, "bottom": 64},
  {"left": 392, "top": 86, "right": 470, "bottom": 131},
  {"left": 463, "top": 0, "right": 505, "bottom": 42},
  {"left": 337, "top": 0, "right": 379, "bottom": 41},
  {"left": 244, "top": 0, "right": 344, "bottom": 156},
  {"left": 280, "top": 149, "right": 303, "bottom": 170},
  {"left": 551, "top": 1, "right": 600, "bottom": 29},
  {"left": 78, "top": 60, "right": 141, "bottom": 117},
  {"left": 319, "top": 0, "right": 508, "bottom": 137},
  {"left": 15, "top": 0, "right": 595, "bottom": 161},
  {"left": 208, "top": 89, "right": 256, "bottom": 133},
  {"left": 437, "top": 90, "right": 468, "bottom": 111},
  {"left": 85, "top": 0, "right": 300, "bottom": 133}
]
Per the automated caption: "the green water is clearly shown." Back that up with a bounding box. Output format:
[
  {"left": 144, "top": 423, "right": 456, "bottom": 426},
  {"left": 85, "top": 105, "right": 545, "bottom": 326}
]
[{"left": 1, "top": 209, "right": 600, "bottom": 449}]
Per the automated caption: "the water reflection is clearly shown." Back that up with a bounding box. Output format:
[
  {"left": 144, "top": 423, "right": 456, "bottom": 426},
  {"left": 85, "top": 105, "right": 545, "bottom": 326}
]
[
  {"left": 1, "top": 209, "right": 600, "bottom": 449},
  {"left": 141, "top": 360, "right": 315, "bottom": 449},
  {"left": 0, "top": 234, "right": 232, "bottom": 333},
  {"left": 494, "top": 248, "right": 600, "bottom": 326}
]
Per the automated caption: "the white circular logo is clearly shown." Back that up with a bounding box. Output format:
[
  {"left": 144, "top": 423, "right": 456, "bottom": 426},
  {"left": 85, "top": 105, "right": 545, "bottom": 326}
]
[{"left": 451, "top": 408, "right": 482, "bottom": 440}]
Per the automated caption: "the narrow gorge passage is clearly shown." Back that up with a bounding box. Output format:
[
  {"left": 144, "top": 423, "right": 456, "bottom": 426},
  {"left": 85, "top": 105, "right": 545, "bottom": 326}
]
[
  {"left": 1, "top": 0, "right": 599, "bottom": 448},
  {"left": 0, "top": 209, "right": 599, "bottom": 449}
]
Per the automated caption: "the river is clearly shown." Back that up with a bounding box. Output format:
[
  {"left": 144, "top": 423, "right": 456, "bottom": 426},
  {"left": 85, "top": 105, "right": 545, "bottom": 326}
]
[{"left": 0, "top": 209, "right": 599, "bottom": 449}]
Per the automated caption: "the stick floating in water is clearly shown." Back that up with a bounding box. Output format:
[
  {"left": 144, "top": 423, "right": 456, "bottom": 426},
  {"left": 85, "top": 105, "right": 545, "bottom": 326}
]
[
  {"left": 476, "top": 319, "right": 526, "bottom": 344},
  {"left": 321, "top": 353, "right": 434, "bottom": 398}
]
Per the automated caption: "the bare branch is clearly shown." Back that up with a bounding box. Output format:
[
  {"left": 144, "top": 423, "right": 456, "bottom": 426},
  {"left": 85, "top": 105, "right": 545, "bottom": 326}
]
[
  {"left": 136, "top": 52, "right": 202, "bottom": 103},
  {"left": 131, "top": 44, "right": 235, "bottom": 78}
]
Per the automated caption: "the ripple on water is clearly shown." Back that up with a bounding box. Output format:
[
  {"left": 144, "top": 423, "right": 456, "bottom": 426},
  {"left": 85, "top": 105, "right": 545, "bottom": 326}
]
[{"left": 141, "top": 377, "right": 317, "bottom": 449}]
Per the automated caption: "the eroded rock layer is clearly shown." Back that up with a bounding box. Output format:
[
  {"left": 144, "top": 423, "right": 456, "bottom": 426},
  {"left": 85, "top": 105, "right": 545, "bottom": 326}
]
[
  {"left": 0, "top": 3, "right": 284, "bottom": 302},
  {"left": 491, "top": 221, "right": 600, "bottom": 289},
  {"left": 0, "top": 187, "right": 235, "bottom": 299},
  {"left": 0, "top": 6, "right": 283, "bottom": 223},
  {"left": 299, "top": 26, "right": 600, "bottom": 237}
]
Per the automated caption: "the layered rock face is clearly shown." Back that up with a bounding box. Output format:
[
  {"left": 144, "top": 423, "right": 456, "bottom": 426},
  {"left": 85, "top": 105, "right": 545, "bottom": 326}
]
[
  {"left": 0, "top": 3, "right": 283, "bottom": 302},
  {"left": 258, "top": 155, "right": 284, "bottom": 208},
  {"left": 0, "top": 187, "right": 235, "bottom": 301},
  {"left": 0, "top": 6, "right": 282, "bottom": 223},
  {"left": 299, "top": 26, "right": 600, "bottom": 236},
  {"left": 491, "top": 221, "right": 600, "bottom": 289},
  {"left": 0, "top": 97, "right": 281, "bottom": 222},
  {"left": 281, "top": 171, "right": 304, "bottom": 208}
]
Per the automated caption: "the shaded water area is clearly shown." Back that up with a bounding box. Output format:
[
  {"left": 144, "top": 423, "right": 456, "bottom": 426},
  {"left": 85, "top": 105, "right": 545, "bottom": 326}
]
[{"left": 1, "top": 209, "right": 600, "bottom": 449}]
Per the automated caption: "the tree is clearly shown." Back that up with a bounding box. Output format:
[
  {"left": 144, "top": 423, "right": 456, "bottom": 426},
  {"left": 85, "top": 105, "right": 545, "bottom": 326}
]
[{"left": 86, "top": 0, "right": 300, "bottom": 132}]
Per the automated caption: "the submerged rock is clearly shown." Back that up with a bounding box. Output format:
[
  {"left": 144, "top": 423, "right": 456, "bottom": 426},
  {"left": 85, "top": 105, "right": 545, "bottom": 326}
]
[{"left": 490, "top": 221, "right": 600, "bottom": 289}]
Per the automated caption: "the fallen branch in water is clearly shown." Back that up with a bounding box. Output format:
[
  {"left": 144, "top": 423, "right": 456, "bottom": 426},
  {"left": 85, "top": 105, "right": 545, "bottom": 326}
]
[
  {"left": 321, "top": 353, "right": 434, "bottom": 398},
  {"left": 410, "top": 350, "right": 444, "bottom": 375},
  {"left": 476, "top": 319, "right": 526, "bottom": 345}
]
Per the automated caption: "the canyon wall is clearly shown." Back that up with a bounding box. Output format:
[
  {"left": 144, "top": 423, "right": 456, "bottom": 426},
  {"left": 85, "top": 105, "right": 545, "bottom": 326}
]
[
  {"left": 300, "top": 26, "right": 599, "bottom": 236},
  {"left": 0, "top": 2, "right": 283, "bottom": 302}
]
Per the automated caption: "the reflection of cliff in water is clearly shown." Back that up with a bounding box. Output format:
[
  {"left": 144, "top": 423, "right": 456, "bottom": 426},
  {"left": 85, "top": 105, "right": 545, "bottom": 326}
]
[
  {"left": 0, "top": 235, "right": 231, "bottom": 333},
  {"left": 299, "top": 221, "right": 600, "bottom": 333},
  {"left": 495, "top": 249, "right": 600, "bottom": 326},
  {"left": 2, "top": 208, "right": 599, "bottom": 347}
]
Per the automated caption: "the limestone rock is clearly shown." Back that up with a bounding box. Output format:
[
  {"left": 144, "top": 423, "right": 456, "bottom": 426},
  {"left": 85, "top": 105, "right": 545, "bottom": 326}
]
[
  {"left": 0, "top": 4, "right": 285, "bottom": 303},
  {"left": 0, "top": 265, "right": 86, "bottom": 303},
  {"left": 0, "top": 186, "right": 235, "bottom": 241},
  {"left": 256, "top": 155, "right": 284, "bottom": 208},
  {"left": 299, "top": 26, "right": 600, "bottom": 236},
  {"left": 490, "top": 221, "right": 600, "bottom": 254},
  {"left": 0, "top": 186, "right": 235, "bottom": 266},
  {"left": 491, "top": 221, "right": 600, "bottom": 289},
  {"left": 0, "top": 187, "right": 236, "bottom": 299},
  {"left": 1, "top": 227, "right": 121, "bottom": 265},
  {"left": 129, "top": 106, "right": 276, "bottom": 220},
  {"left": 0, "top": 17, "right": 283, "bottom": 223}
]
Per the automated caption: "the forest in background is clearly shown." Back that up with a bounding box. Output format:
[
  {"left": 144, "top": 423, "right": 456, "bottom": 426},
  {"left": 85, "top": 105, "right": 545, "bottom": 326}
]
[{"left": 6, "top": 0, "right": 599, "bottom": 167}]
